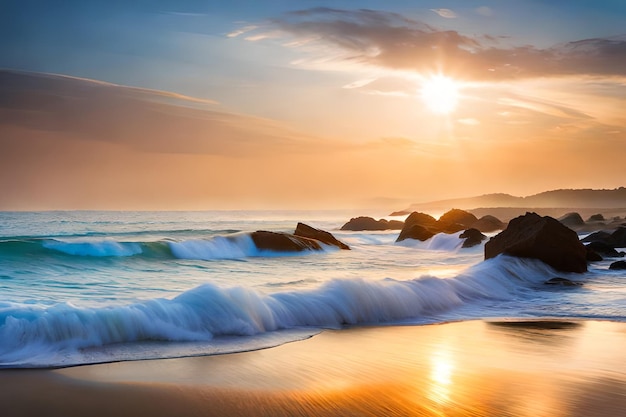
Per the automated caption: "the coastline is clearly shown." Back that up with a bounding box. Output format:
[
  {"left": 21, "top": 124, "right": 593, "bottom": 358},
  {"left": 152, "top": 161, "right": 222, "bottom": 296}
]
[{"left": 3, "top": 319, "right": 626, "bottom": 417}]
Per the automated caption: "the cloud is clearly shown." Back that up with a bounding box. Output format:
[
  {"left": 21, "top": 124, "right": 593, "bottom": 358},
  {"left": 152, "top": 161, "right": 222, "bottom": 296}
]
[
  {"left": 0, "top": 70, "right": 326, "bottom": 157},
  {"left": 430, "top": 8, "right": 457, "bottom": 19},
  {"left": 226, "top": 25, "right": 258, "bottom": 38},
  {"left": 247, "top": 8, "right": 626, "bottom": 81}
]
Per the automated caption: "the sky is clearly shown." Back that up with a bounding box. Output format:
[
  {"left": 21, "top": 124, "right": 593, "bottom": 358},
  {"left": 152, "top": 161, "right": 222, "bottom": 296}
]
[{"left": 1, "top": 0, "right": 625, "bottom": 210}]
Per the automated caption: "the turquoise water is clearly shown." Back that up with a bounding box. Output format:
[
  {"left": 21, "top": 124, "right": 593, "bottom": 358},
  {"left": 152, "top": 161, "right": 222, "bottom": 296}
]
[{"left": 1, "top": 211, "right": 624, "bottom": 368}]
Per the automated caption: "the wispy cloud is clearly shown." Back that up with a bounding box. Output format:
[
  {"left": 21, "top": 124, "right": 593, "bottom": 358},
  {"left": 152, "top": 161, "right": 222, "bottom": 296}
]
[
  {"left": 0, "top": 70, "right": 328, "bottom": 157},
  {"left": 430, "top": 8, "right": 457, "bottom": 19},
  {"left": 226, "top": 25, "right": 258, "bottom": 38},
  {"left": 238, "top": 8, "right": 626, "bottom": 81}
]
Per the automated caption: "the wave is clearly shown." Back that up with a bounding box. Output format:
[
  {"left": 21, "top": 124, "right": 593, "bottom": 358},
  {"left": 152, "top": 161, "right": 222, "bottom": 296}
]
[
  {"left": 396, "top": 231, "right": 467, "bottom": 251},
  {"left": 0, "top": 233, "right": 332, "bottom": 261},
  {"left": 0, "top": 256, "right": 560, "bottom": 368}
]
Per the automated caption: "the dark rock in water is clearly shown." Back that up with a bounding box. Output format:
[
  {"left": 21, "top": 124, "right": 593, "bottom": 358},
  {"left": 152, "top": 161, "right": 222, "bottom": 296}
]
[
  {"left": 460, "top": 228, "right": 487, "bottom": 248},
  {"left": 611, "top": 227, "right": 626, "bottom": 247},
  {"left": 582, "top": 231, "right": 613, "bottom": 244},
  {"left": 470, "top": 215, "right": 506, "bottom": 233},
  {"left": 294, "top": 222, "right": 350, "bottom": 250},
  {"left": 582, "top": 227, "right": 626, "bottom": 249},
  {"left": 396, "top": 212, "right": 438, "bottom": 242},
  {"left": 544, "top": 277, "right": 583, "bottom": 287},
  {"left": 340, "top": 216, "right": 403, "bottom": 231},
  {"left": 609, "top": 260, "right": 626, "bottom": 270},
  {"left": 404, "top": 212, "right": 438, "bottom": 229},
  {"left": 558, "top": 212, "right": 585, "bottom": 228},
  {"left": 587, "top": 213, "right": 605, "bottom": 222},
  {"left": 484, "top": 212, "right": 588, "bottom": 273},
  {"left": 397, "top": 224, "right": 436, "bottom": 242},
  {"left": 250, "top": 231, "right": 322, "bottom": 252},
  {"left": 439, "top": 209, "right": 478, "bottom": 228},
  {"left": 585, "top": 246, "right": 603, "bottom": 262},
  {"left": 439, "top": 222, "right": 466, "bottom": 234},
  {"left": 585, "top": 241, "right": 624, "bottom": 258}
]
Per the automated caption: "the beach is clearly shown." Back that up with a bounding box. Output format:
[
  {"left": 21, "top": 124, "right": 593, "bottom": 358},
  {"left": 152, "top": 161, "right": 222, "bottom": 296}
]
[{"left": 3, "top": 319, "right": 626, "bottom": 417}]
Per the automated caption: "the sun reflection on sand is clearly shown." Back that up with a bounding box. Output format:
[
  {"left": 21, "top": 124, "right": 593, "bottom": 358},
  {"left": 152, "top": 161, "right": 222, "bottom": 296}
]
[{"left": 427, "top": 348, "right": 455, "bottom": 406}]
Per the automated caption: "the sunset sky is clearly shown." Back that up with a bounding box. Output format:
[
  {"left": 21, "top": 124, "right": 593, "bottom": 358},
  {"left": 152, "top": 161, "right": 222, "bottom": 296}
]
[{"left": 1, "top": 0, "right": 625, "bottom": 210}]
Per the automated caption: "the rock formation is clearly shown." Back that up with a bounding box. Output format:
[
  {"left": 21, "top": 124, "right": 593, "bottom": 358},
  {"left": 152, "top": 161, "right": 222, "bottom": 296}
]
[
  {"left": 341, "top": 217, "right": 403, "bottom": 231},
  {"left": 469, "top": 215, "right": 506, "bottom": 233},
  {"left": 484, "top": 212, "right": 588, "bottom": 273},
  {"left": 460, "top": 228, "right": 487, "bottom": 248},
  {"left": 609, "top": 260, "right": 626, "bottom": 270},
  {"left": 558, "top": 212, "right": 585, "bottom": 228},
  {"left": 250, "top": 231, "right": 323, "bottom": 252},
  {"left": 294, "top": 223, "right": 350, "bottom": 250}
]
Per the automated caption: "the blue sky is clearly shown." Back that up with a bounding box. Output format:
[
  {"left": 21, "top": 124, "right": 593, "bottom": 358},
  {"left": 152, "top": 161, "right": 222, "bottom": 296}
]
[{"left": 4, "top": 0, "right": 626, "bottom": 102}]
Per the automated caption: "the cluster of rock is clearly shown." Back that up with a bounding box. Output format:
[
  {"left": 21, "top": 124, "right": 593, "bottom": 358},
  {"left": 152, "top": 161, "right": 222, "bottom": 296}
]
[
  {"left": 248, "top": 210, "right": 626, "bottom": 276},
  {"left": 581, "top": 227, "right": 626, "bottom": 269},
  {"left": 483, "top": 211, "right": 626, "bottom": 280},
  {"left": 341, "top": 209, "right": 505, "bottom": 249},
  {"left": 396, "top": 209, "right": 499, "bottom": 248},
  {"left": 557, "top": 212, "right": 626, "bottom": 232},
  {"left": 250, "top": 223, "right": 350, "bottom": 253}
]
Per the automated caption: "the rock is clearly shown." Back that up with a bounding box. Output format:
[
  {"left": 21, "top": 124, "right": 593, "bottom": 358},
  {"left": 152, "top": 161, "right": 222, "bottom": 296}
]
[
  {"left": 582, "top": 227, "right": 626, "bottom": 248},
  {"left": 470, "top": 215, "right": 506, "bottom": 233},
  {"left": 585, "top": 241, "right": 623, "bottom": 258},
  {"left": 585, "top": 246, "right": 603, "bottom": 262},
  {"left": 439, "top": 222, "right": 466, "bottom": 234},
  {"left": 544, "top": 277, "right": 583, "bottom": 287},
  {"left": 340, "top": 216, "right": 403, "bottom": 231},
  {"left": 387, "top": 220, "right": 405, "bottom": 229},
  {"left": 460, "top": 228, "right": 487, "bottom": 248},
  {"left": 396, "top": 212, "right": 438, "bottom": 242},
  {"left": 389, "top": 210, "right": 411, "bottom": 216},
  {"left": 582, "top": 231, "right": 613, "bottom": 244},
  {"left": 587, "top": 213, "right": 605, "bottom": 222},
  {"left": 484, "top": 212, "right": 588, "bottom": 273},
  {"left": 609, "top": 260, "right": 626, "bottom": 270},
  {"left": 438, "top": 209, "right": 478, "bottom": 228},
  {"left": 558, "top": 212, "right": 585, "bottom": 228},
  {"left": 404, "top": 212, "right": 438, "bottom": 229},
  {"left": 294, "top": 222, "right": 350, "bottom": 250},
  {"left": 611, "top": 227, "right": 626, "bottom": 247},
  {"left": 250, "top": 231, "right": 322, "bottom": 252},
  {"left": 397, "top": 224, "right": 436, "bottom": 242}
]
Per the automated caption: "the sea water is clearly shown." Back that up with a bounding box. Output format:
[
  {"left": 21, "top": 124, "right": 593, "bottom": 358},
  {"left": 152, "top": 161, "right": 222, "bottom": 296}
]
[{"left": 0, "top": 210, "right": 624, "bottom": 368}]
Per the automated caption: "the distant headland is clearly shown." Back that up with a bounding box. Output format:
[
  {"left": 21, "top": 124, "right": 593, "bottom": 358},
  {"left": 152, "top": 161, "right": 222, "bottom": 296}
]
[{"left": 392, "top": 187, "right": 626, "bottom": 222}]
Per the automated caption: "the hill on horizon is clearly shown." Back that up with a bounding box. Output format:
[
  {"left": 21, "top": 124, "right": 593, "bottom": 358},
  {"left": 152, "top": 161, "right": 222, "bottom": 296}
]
[{"left": 401, "top": 187, "right": 626, "bottom": 213}]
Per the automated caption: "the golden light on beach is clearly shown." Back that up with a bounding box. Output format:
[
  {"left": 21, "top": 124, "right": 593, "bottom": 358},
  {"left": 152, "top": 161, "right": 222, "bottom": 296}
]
[
  {"left": 420, "top": 75, "right": 460, "bottom": 114},
  {"left": 428, "top": 349, "right": 455, "bottom": 405}
]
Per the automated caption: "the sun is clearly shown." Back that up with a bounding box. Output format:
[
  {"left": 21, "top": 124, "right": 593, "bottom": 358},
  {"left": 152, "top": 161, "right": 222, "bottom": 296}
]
[{"left": 420, "top": 75, "right": 460, "bottom": 114}]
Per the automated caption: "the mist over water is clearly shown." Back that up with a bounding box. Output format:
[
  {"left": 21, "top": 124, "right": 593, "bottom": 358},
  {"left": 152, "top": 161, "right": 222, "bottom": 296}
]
[{"left": 0, "top": 211, "right": 624, "bottom": 368}]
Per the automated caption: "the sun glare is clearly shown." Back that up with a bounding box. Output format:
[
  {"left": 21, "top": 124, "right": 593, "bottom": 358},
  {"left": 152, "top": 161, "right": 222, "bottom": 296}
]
[{"left": 420, "top": 75, "right": 460, "bottom": 114}]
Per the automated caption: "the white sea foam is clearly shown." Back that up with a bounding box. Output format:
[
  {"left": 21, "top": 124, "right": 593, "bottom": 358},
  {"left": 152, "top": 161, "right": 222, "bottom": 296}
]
[
  {"left": 168, "top": 235, "right": 258, "bottom": 260},
  {"left": 0, "top": 255, "right": 558, "bottom": 368}
]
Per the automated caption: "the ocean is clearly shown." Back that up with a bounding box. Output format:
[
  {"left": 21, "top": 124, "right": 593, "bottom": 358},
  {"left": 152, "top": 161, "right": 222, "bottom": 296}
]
[{"left": 1, "top": 210, "right": 624, "bottom": 368}]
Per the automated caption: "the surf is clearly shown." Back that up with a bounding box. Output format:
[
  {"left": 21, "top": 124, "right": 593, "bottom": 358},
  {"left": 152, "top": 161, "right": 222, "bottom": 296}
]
[{"left": 0, "top": 255, "right": 561, "bottom": 368}]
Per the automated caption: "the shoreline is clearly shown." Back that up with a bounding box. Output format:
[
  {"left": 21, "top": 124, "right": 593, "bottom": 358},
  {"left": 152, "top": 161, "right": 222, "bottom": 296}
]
[{"left": 3, "top": 319, "right": 626, "bottom": 416}]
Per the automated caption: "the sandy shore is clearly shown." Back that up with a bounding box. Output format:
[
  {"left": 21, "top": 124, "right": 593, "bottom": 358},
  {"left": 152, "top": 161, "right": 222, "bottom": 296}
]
[{"left": 2, "top": 320, "right": 626, "bottom": 417}]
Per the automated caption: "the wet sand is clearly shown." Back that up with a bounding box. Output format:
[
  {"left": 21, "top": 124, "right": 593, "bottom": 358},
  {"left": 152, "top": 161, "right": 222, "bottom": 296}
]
[{"left": 2, "top": 320, "right": 626, "bottom": 417}]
